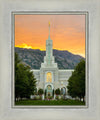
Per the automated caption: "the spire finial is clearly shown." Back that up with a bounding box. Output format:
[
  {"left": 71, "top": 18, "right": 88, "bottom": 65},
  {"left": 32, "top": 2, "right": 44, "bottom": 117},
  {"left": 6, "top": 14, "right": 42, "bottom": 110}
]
[
  {"left": 48, "top": 22, "right": 50, "bottom": 40},
  {"left": 49, "top": 21, "right": 50, "bottom": 26}
]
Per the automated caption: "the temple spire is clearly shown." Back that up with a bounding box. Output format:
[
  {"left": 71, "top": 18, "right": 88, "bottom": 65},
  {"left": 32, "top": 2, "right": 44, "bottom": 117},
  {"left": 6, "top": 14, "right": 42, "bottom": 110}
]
[{"left": 48, "top": 22, "right": 51, "bottom": 40}]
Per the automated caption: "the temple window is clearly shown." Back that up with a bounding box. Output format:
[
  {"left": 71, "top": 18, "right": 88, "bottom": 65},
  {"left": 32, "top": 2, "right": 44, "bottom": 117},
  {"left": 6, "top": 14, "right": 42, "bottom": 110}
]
[{"left": 46, "top": 72, "right": 52, "bottom": 82}]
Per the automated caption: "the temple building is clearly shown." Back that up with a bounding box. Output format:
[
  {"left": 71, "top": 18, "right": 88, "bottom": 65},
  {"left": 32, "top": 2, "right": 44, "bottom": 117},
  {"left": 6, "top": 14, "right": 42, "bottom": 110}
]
[{"left": 31, "top": 22, "right": 74, "bottom": 97}]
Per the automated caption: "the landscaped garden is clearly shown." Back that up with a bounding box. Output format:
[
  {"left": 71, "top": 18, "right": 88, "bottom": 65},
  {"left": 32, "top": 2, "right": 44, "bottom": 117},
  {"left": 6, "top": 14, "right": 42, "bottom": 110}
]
[
  {"left": 15, "top": 99, "right": 85, "bottom": 105},
  {"left": 15, "top": 54, "right": 86, "bottom": 106}
]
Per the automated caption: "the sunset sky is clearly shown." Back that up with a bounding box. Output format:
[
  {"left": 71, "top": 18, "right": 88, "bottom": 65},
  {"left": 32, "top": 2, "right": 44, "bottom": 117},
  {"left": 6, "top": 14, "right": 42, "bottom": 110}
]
[{"left": 15, "top": 15, "right": 85, "bottom": 57}]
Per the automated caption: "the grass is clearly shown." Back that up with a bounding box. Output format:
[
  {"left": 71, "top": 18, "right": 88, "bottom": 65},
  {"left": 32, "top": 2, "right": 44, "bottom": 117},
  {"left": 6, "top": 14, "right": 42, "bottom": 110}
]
[{"left": 15, "top": 99, "right": 85, "bottom": 106}]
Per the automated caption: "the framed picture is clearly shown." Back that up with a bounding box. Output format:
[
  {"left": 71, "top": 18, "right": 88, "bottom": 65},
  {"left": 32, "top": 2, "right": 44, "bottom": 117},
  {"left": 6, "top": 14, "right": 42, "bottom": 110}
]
[
  {"left": 12, "top": 11, "right": 88, "bottom": 109},
  {"left": 0, "top": 0, "right": 100, "bottom": 120}
]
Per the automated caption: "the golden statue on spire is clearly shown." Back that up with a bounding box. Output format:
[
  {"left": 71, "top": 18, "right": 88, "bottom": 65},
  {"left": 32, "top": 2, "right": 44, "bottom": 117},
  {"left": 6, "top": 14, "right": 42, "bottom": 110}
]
[{"left": 49, "top": 21, "right": 50, "bottom": 26}]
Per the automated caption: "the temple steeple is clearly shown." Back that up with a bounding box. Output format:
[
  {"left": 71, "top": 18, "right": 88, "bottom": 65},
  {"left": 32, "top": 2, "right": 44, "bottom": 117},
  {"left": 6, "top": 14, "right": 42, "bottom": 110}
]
[
  {"left": 46, "top": 22, "right": 53, "bottom": 62},
  {"left": 41, "top": 22, "right": 58, "bottom": 68},
  {"left": 48, "top": 22, "right": 51, "bottom": 40}
]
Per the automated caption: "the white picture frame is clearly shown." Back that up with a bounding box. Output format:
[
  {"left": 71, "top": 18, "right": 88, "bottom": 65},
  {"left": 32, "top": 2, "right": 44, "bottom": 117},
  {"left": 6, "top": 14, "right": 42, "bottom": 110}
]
[
  {"left": 0, "top": 0, "right": 100, "bottom": 120},
  {"left": 12, "top": 11, "right": 88, "bottom": 109}
]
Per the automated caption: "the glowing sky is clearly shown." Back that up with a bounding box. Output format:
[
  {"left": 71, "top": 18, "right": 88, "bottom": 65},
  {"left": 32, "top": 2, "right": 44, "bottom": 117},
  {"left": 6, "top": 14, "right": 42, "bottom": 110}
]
[{"left": 15, "top": 15, "right": 85, "bottom": 57}]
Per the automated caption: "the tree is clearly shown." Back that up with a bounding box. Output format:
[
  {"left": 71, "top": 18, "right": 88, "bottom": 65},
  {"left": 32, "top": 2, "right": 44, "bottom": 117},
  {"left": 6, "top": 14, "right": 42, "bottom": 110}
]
[
  {"left": 38, "top": 88, "right": 44, "bottom": 95},
  {"left": 55, "top": 88, "right": 60, "bottom": 95},
  {"left": 15, "top": 52, "right": 36, "bottom": 100},
  {"left": 67, "top": 59, "right": 85, "bottom": 101}
]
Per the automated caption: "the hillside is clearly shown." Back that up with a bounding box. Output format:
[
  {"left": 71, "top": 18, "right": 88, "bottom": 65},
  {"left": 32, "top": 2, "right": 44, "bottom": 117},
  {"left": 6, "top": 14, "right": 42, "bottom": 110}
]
[{"left": 15, "top": 47, "right": 84, "bottom": 69}]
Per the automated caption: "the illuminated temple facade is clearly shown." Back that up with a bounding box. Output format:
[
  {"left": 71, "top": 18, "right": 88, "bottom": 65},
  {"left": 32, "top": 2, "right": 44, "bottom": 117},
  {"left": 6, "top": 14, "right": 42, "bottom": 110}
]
[{"left": 31, "top": 23, "right": 74, "bottom": 96}]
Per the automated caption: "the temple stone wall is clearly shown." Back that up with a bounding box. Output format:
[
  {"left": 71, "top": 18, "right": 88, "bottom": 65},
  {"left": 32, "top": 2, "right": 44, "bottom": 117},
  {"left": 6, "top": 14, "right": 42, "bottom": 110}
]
[{"left": 31, "top": 69, "right": 74, "bottom": 92}]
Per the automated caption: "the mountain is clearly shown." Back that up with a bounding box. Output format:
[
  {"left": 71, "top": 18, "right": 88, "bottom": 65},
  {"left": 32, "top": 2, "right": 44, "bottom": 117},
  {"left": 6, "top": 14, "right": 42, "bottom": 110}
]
[{"left": 15, "top": 47, "right": 84, "bottom": 69}]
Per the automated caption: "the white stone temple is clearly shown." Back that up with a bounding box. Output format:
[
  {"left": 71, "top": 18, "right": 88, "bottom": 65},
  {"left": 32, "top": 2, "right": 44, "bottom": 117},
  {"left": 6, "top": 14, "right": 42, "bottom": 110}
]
[{"left": 31, "top": 22, "right": 74, "bottom": 97}]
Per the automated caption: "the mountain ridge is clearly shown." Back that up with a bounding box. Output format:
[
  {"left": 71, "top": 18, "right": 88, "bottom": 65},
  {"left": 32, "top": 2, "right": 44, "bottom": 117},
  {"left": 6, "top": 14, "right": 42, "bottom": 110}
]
[{"left": 15, "top": 47, "right": 84, "bottom": 69}]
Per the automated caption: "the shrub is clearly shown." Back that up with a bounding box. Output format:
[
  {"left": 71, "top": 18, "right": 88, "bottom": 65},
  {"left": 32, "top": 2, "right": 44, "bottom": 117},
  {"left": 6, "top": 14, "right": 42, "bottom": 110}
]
[
  {"left": 56, "top": 95, "right": 59, "bottom": 100},
  {"left": 55, "top": 88, "right": 61, "bottom": 95},
  {"left": 34, "top": 95, "right": 42, "bottom": 100},
  {"left": 38, "top": 88, "right": 44, "bottom": 95},
  {"left": 48, "top": 96, "right": 53, "bottom": 99}
]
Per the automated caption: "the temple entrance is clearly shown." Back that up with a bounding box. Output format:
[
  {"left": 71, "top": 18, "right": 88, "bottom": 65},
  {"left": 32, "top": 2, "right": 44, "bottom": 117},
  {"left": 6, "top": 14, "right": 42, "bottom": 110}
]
[
  {"left": 45, "top": 72, "right": 53, "bottom": 97},
  {"left": 48, "top": 92, "right": 50, "bottom": 96},
  {"left": 46, "top": 85, "right": 52, "bottom": 96}
]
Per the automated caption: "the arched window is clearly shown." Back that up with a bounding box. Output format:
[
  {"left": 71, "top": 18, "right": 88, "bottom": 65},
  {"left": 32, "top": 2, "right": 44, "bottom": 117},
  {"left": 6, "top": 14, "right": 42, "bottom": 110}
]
[
  {"left": 47, "top": 85, "right": 52, "bottom": 90},
  {"left": 46, "top": 72, "right": 52, "bottom": 82}
]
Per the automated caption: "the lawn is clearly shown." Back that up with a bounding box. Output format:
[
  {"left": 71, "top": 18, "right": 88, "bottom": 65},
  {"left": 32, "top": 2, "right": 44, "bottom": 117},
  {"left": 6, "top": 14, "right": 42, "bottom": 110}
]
[{"left": 15, "top": 99, "right": 85, "bottom": 106}]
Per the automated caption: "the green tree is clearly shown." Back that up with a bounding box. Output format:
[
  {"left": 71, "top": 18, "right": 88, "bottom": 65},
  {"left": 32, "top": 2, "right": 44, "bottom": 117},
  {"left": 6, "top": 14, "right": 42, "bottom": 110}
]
[
  {"left": 15, "top": 52, "right": 36, "bottom": 100},
  {"left": 55, "top": 88, "right": 60, "bottom": 95},
  {"left": 67, "top": 59, "right": 85, "bottom": 101},
  {"left": 38, "top": 88, "right": 44, "bottom": 95}
]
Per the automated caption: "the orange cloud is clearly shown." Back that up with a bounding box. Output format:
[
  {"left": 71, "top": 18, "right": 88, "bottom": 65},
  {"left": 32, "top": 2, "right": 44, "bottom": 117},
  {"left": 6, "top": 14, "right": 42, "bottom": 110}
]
[{"left": 15, "top": 15, "right": 85, "bottom": 57}]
